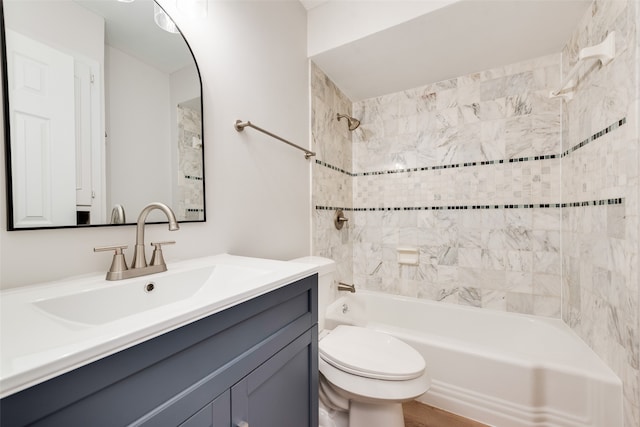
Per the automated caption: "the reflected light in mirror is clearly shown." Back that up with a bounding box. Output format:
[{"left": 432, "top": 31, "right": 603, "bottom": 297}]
[
  {"left": 177, "top": 0, "right": 208, "bottom": 19},
  {"left": 153, "top": 3, "right": 179, "bottom": 33}
]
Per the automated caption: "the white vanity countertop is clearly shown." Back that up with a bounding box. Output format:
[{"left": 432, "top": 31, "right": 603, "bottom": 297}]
[{"left": 0, "top": 254, "right": 317, "bottom": 399}]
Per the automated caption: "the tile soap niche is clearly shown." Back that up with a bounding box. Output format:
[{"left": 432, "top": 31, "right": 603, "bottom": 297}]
[{"left": 397, "top": 247, "right": 419, "bottom": 265}]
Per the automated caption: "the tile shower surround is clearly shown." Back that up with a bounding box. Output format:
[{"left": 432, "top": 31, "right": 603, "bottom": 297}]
[
  {"left": 318, "top": 116, "right": 625, "bottom": 179},
  {"left": 313, "top": 53, "right": 568, "bottom": 316},
  {"left": 342, "top": 55, "right": 567, "bottom": 317},
  {"left": 315, "top": 117, "right": 626, "bottom": 316},
  {"left": 311, "top": 0, "right": 639, "bottom": 424},
  {"left": 311, "top": 62, "right": 354, "bottom": 295},
  {"left": 316, "top": 118, "right": 626, "bottom": 211},
  {"left": 559, "top": 1, "right": 639, "bottom": 425},
  {"left": 176, "top": 104, "right": 205, "bottom": 221},
  {"left": 313, "top": 52, "right": 631, "bottom": 315}
]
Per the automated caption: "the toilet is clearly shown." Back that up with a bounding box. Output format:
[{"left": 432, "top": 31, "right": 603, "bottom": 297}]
[{"left": 292, "top": 257, "right": 430, "bottom": 427}]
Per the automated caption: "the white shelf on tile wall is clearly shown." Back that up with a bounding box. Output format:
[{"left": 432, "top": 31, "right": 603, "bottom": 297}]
[{"left": 397, "top": 247, "right": 419, "bottom": 265}]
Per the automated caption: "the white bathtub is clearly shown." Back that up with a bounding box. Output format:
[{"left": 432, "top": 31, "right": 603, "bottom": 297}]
[{"left": 324, "top": 290, "right": 622, "bottom": 427}]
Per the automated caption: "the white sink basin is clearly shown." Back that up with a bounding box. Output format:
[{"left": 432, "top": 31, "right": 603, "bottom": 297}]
[
  {"left": 32, "top": 264, "right": 268, "bottom": 326},
  {"left": 1, "top": 254, "right": 317, "bottom": 399}
]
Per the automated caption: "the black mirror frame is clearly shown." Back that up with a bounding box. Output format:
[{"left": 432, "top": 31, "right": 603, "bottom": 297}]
[{"left": 0, "top": 0, "right": 206, "bottom": 231}]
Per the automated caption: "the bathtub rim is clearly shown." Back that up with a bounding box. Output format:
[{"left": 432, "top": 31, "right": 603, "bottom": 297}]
[
  {"left": 325, "top": 289, "right": 622, "bottom": 386},
  {"left": 323, "top": 289, "right": 623, "bottom": 427}
]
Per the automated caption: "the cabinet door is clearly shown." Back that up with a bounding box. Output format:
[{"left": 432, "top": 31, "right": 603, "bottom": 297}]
[
  {"left": 231, "top": 329, "right": 317, "bottom": 427},
  {"left": 180, "top": 391, "right": 230, "bottom": 427}
]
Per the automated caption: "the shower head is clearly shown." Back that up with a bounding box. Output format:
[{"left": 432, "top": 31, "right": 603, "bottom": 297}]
[{"left": 336, "top": 113, "right": 360, "bottom": 131}]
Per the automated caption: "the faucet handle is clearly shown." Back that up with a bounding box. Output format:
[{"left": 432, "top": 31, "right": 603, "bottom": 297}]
[
  {"left": 94, "top": 245, "right": 129, "bottom": 274},
  {"left": 149, "top": 241, "right": 175, "bottom": 267},
  {"left": 94, "top": 244, "right": 128, "bottom": 252},
  {"left": 151, "top": 241, "right": 175, "bottom": 246}
]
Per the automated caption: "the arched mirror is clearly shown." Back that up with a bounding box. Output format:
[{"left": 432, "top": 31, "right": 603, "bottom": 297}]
[{"left": 1, "top": 0, "right": 204, "bottom": 229}]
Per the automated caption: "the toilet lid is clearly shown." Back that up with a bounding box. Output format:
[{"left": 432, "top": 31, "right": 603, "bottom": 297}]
[{"left": 319, "top": 325, "right": 425, "bottom": 381}]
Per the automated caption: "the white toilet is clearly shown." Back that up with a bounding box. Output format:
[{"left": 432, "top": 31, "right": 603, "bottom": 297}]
[{"left": 292, "top": 257, "right": 430, "bottom": 427}]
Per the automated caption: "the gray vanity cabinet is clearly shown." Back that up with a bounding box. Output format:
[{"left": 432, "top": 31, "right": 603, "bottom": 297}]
[
  {"left": 0, "top": 274, "right": 319, "bottom": 427},
  {"left": 231, "top": 328, "right": 315, "bottom": 427},
  {"left": 180, "top": 391, "right": 230, "bottom": 427}
]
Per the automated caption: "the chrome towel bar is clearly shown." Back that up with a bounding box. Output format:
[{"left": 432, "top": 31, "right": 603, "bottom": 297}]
[{"left": 234, "top": 120, "right": 316, "bottom": 159}]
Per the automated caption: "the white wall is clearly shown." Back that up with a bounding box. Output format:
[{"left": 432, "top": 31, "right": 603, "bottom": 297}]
[
  {"left": 170, "top": 65, "right": 200, "bottom": 110},
  {"left": 2, "top": 0, "right": 103, "bottom": 63},
  {"left": 0, "top": 0, "right": 311, "bottom": 288},
  {"left": 306, "top": 0, "right": 457, "bottom": 56},
  {"left": 106, "top": 46, "right": 173, "bottom": 221}
]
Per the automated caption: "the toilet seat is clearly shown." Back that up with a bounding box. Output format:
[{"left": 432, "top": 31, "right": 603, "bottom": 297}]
[
  {"left": 319, "top": 357, "right": 430, "bottom": 404},
  {"left": 319, "top": 325, "right": 425, "bottom": 380}
]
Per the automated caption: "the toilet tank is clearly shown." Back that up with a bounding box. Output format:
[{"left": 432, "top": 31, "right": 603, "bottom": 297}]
[{"left": 290, "top": 256, "right": 335, "bottom": 330}]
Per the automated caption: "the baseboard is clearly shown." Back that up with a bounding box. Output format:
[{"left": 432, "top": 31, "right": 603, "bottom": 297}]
[{"left": 417, "top": 380, "right": 595, "bottom": 427}]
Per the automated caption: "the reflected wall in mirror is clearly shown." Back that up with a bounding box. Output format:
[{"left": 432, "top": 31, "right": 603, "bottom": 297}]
[{"left": 1, "top": 0, "right": 204, "bottom": 229}]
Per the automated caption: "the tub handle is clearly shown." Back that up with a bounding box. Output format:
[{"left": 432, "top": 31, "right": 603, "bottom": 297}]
[{"left": 334, "top": 209, "right": 349, "bottom": 230}]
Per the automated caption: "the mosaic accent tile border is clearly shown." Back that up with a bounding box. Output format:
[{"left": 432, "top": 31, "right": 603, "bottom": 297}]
[
  {"left": 315, "top": 160, "right": 353, "bottom": 176},
  {"left": 316, "top": 118, "right": 626, "bottom": 177},
  {"left": 316, "top": 197, "right": 623, "bottom": 212},
  {"left": 561, "top": 118, "right": 626, "bottom": 157},
  {"left": 353, "top": 154, "right": 561, "bottom": 176}
]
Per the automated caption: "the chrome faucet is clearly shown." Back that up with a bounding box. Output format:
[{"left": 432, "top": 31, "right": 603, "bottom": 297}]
[
  {"left": 94, "top": 202, "right": 180, "bottom": 280},
  {"left": 131, "top": 202, "right": 179, "bottom": 268},
  {"left": 338, "top": 282, "right": 356, "bottom": 293}
]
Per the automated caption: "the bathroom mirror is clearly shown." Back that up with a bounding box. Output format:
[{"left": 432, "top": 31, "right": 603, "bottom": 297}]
[{"left": 1, "top": 0, "right": 204, "bottom": 230}]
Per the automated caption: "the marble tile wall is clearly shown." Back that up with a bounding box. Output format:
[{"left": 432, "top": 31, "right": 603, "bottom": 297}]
[
  {"left": 350, "top": 207, "right": 563, "bottom": 315},
  {"left": 347, "top": 54, "right": 565, "bottom": 316},
  {"left": 176, "top": 103, "right": 204, "bottom": 221},
  {"left": 311, "top": 63, "right": 353, "bottom": 290},
  {"left": 560, "top": 0, "right": 639, "bottom": 425}
]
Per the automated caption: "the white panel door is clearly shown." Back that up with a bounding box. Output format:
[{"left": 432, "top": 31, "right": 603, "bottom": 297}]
[
  {"left": 7, "top": 29, "right": 76, "bottom": 228},
  {"left": 74, "top": 61, "right": 93, "bottom": 207},
  {"left": 74, "top": 59, "right": 104, "bottom": 225}
]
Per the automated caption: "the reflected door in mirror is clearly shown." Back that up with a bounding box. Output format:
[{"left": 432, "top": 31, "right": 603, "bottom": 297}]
[{"left": 1, "top": 0, "right": 204, "bottom": 229}]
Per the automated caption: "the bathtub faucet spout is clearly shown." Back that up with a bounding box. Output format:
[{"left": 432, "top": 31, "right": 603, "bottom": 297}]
[{"left": 338, "top": 282, "right": 356, "bottom": 293}]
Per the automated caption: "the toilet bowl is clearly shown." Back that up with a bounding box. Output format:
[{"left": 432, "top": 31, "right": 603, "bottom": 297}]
[
  {"left": 291, "top": 257, "right": 430, "bottom": 427},
  {"left": 319, "top": 325, "right": 430, "bottom": 427}
]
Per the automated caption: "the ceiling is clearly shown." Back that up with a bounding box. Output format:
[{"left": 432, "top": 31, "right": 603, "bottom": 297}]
[
  {"left": 75, "top": 0, "right": 194, "bottom": 74},
  {"left": 299, "top": 0, "right": 328, "bottom": 9},
  {"left": 303, "top": 0, "right": 592, "bottom": 101}
]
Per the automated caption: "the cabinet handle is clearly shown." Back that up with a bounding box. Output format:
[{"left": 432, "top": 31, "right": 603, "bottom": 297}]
[{"left": 236, "top": 422, "right": 249, "bottom": 427}]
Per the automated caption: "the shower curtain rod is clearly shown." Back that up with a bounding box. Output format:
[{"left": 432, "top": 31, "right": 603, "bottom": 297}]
[{"left": 234, "top": 120, "right": 316, "bottom": 160}]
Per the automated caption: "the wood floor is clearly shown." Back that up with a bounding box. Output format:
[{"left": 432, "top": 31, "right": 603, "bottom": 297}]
[{"left": 403, "top": 401, "right": 490, "bottom": 427}]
